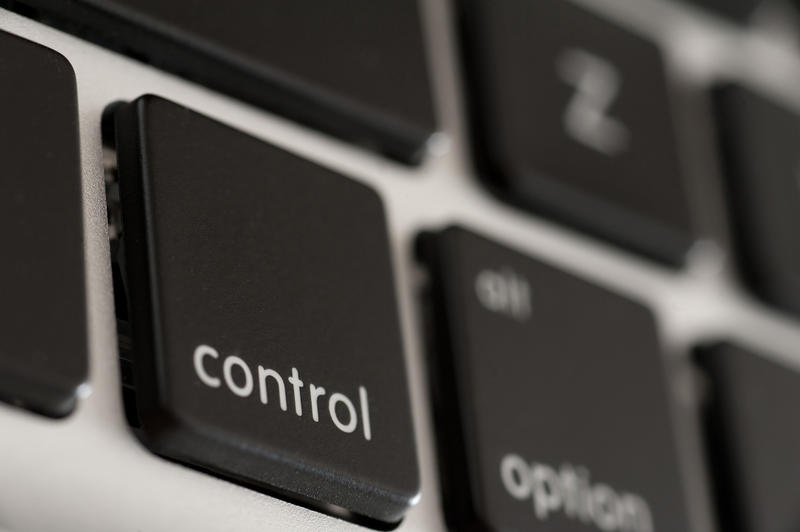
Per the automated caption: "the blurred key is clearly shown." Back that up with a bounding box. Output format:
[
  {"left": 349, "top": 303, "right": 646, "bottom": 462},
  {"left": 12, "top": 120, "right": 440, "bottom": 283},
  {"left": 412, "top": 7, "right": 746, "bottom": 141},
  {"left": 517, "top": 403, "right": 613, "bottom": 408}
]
[
  {"left": 3, "top": 0, "right": 437, "bottom": 164},
  {"left": 0, "top": 30, "right": 87, "bottom": 417},
  {"left": 108, "top": 95, "right": 418, "bottom": 524},
  {"left": 417, "top": 226, "right": 692, "bottom": 531},
  {"left": 713, "top": 85, "right": 800, "bottom": 316},
  {"left": 458, "top": 0, "right": 694, "bottom": 265},
  {"left": 697, "top": 343, "right": 800, "bottom": 532},
  {"left": 681, "top": 0, "right": 762, "bottom": 22}
]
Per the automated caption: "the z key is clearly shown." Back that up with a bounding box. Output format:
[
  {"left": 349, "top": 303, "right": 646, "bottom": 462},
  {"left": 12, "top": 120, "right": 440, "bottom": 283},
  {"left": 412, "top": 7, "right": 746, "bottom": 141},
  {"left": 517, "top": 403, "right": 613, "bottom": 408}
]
[{"left": 458, "top": 0, "right": 695, "bottom": 265}]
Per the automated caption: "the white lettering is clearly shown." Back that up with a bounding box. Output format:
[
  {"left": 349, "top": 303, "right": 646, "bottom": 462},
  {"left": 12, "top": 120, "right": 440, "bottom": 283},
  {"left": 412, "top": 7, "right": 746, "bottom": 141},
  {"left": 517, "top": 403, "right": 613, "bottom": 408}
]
[
  {"left": 475, "top": 268, "right": 531, "bottom": 321},
  {"left": 500, "top": 454, "right": 530, "bottom": 500},
  {"left": 288, "top": 367, "right": 304, "bottom": 416},
  {"left": 557, "top": 48, "right": 630, "bottom": 156},
  {"left": 593, "top": 484, "right": 620, "bottom": 531},
  {"left": 500, "top": 453, "right": 654, "bottom": 532},
  {"left": 258, "top": 366, "right": 287, "bottom": 411},
  {"left": 223, "top": 356, "right": 253, "bottom": 397},
  {"left": 193, "top": 344, "right": 221, "bottom": 388},
  {"left": 310, "top": 384, "right": 326, "bottom": 422},
  {"left": 359, "top": 386, "right": 372, "bottom": 441},
  {"left": 619, "top": 494, "right": 654, "bottom": 532},
  {"left": 329, "top": 393, "right": 357, "bottom": 434},
  {"left": 531, "top": 463, "right": 562, "bottom": 519},
  {"left": 191, "top": 345, "right": 373, "bottom": 440}
]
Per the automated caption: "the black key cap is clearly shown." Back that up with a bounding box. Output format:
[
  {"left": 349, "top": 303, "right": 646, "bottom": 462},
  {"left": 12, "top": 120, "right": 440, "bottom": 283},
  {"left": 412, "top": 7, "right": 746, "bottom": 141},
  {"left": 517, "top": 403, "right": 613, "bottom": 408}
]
[
  {"left": 713, "top": 85, "right": 800, "bottom": 316},
  {"left": 458, "top": 0, "right": 694, "bottom": 265},
  {"left": 696, "top": 343, "right": 800, "bottom": 532},
  {"left": 107, "top": 95, "right": 418, "bottom": 525},
  {"left": 0, "top": 30, "right": 87, "bottom": 418},
  {"left": 417, "top": 226, "right": 692, "bottom": 532},
  {"left": 4, "top": 0, "right": 436, "bottom": 164},
  {"left": 680, "top": 0, "right": 761, "bottom": 22}
]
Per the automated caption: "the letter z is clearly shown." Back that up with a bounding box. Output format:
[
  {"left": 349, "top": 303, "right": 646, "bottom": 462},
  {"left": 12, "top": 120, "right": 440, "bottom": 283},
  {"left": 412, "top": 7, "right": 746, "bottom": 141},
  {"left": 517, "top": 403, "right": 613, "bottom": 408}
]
[{"left": 557, "top": 48, "right": 630, "bottom": 156}]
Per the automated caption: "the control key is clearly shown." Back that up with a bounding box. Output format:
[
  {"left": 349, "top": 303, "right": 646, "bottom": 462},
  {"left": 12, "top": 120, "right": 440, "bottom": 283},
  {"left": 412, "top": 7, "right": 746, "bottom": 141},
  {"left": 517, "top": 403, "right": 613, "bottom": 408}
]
[{"left": 107, "top": 95, "right": 418, "bottom": 525}]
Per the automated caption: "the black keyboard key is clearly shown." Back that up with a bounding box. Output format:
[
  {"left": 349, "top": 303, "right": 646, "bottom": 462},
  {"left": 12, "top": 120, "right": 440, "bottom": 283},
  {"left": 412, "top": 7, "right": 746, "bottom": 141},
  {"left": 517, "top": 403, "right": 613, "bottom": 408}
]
[
  {"left": 713, "top": 85, "right": 800, "bottom": 316},
  {"left": 681, "top": 0, "right": 761, "bottom": 22},
  {"left": 417, "top": 226, "right": 692, "bottom": 531},
  {"left": 696, "top": 343, "right": 800, "bottom": 532},
  {"left": 106, "top": 95, "right": 418, "bottom": 525},
  {"left": 5, "top": 0, "right": 436, "bottom": 164},
  {"left": 458, "top": 0, "right": 694, "bottom": 264},
  {"left": 0, "top": 30, "right": 87, "bottom": 418}
]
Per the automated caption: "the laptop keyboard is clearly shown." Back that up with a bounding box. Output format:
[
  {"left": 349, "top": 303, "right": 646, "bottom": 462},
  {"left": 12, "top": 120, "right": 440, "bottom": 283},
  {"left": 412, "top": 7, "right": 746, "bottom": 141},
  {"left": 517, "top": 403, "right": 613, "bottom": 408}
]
[{"left": 3, "top": 1, "right": 800, "bottom": 531}]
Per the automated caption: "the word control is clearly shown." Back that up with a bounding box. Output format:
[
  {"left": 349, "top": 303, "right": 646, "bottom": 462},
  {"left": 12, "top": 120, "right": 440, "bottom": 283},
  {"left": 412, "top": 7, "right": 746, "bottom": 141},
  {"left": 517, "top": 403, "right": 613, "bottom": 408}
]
[
  {"left": 193, "top": 344, "right": 372, "bottom": 440},
  {"left": 107, "top": 95, "right": 419, "bottom": 525}
]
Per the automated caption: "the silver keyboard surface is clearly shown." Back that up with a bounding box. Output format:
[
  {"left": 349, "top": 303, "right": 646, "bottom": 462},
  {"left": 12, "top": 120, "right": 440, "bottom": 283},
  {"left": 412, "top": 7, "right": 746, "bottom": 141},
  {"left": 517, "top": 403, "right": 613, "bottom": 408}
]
[{"left": 3, "top": 1, "right": 800, "bottom": 530}]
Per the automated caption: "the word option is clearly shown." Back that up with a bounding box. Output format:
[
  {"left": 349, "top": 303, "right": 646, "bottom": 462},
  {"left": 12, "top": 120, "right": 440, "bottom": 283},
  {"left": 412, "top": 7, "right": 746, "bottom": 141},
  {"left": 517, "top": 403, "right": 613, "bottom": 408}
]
[{"left": 501, "top": 453, "right": 654, "bottom": 532}]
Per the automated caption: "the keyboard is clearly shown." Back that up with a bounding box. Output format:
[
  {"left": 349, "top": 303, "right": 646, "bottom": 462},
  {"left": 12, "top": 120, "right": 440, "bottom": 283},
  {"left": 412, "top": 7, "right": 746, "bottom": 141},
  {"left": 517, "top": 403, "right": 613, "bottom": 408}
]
[{"left": 2, "top": 0, "right": 800, "bottom": 530}]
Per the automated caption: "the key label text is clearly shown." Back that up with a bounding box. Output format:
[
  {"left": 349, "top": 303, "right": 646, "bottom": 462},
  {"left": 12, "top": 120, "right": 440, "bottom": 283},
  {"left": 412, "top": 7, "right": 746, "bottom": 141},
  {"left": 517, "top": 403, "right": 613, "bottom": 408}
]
[
  {"left": 501, "top": 453, "right": 654, "bottom": 532},
  {"left": 557, "top": 48, "right": 630, "bottom": 156},
  {"left": 475, "top": 267, "right": 531, "bottom": 321},
  {"left": 193, "top": 344, "right": 372, "bottom": 440}
]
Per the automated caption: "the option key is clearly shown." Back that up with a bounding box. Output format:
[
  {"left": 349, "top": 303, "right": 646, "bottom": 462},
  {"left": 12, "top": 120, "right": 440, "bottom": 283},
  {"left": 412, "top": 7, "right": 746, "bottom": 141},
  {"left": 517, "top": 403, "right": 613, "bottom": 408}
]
[{"left": 417, "top": 226, "right": 691, "bottom": 531}]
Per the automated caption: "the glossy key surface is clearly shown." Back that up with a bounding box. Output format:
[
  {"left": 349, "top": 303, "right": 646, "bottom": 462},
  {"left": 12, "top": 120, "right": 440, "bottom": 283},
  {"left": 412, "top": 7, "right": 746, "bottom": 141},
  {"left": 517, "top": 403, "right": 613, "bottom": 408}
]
[
  {"left": 109, "top": 95, "right": 419, "bottom": 525},
  {"left": 697, "top": 343, "right": 800, "bottom": 532},
  {"left": 417, "top": 226, "right": 691, "bottom": 531},
  {"left": 713, "top": 85, "right": 800, "bottom": 316},
  {"left": 3, "top": 0, "right": 437, "bottom": 163},
  {"left": 0, "top": 30, "right": 87, "bottom": 418},
  {"left": 458, "top": 0, "right": 694, "bottom": 264}
]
